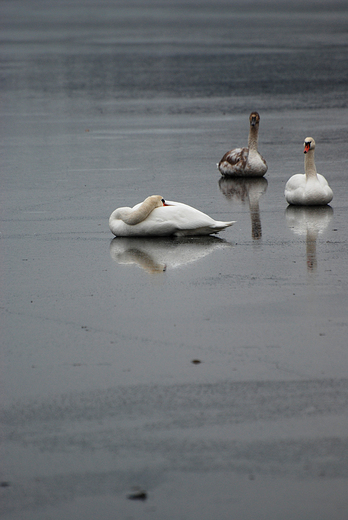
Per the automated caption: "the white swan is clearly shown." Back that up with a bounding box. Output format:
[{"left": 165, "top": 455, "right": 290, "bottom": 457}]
[
  {"left": 218, "top": 112, "right": 268, "bottom": 177},
  {"left": 109, "top": 195, "right": 235, "bottom": 237},
  {"left": 284, "top": 137, "right": 333, "bottom": 206}
]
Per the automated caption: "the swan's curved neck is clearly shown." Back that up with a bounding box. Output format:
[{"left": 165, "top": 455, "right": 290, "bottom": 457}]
[
  {"left": 116, "top": 196, "right": 163, "bottom": 225},
  {"left": 248, "top": 124, "right": 259, "bottom": 151},
  {"left": 304, "top": 150, "right": 317, "bottom": 179}
]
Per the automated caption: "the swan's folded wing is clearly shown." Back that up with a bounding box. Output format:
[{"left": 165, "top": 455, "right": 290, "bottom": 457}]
[
  {"left": 285, "top": 174, "right": 305, "bottom": 191},
  {"left": 218, "top": 147, "right": 248, "bottom": 175},
  {"left": 221, "top": 147, "right": 247, "bottom": 165},
  {"left": 159, "top": 202, "right": 234, "bottom": 235},
  {"left": 317, "top": 173, "right": 331, "bottom": 189}
]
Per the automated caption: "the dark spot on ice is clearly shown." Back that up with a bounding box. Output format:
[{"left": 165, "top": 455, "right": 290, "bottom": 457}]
[{"left": 128, "top": 489, "right": 147, "bottom": 501}]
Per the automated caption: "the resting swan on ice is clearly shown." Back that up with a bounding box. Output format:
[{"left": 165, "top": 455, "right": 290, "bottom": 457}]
[
  {"left": 284, "top": 137, "right": 333, "bottom": 206},
  {"left": 218, "top": 112, "right": 268, "bottom": 177},
  {"left": 109, "top": 195, "right": 235, "bottom": 237}
]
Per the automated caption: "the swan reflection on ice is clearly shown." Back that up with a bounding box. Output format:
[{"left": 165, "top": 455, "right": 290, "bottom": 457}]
[
  {"left": 285, "top": 205, "right": 333, "bottom": 272},
  {"left": 219, "top": 177, "right": 268, "bottom": 240},
  {"left": 109, "top": 236, "right": 232, "bottom": 274}
]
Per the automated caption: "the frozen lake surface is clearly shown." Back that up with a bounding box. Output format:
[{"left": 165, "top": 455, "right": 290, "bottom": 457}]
[{"left": 1, "top": 1, "right": 348, "bottom": 518}]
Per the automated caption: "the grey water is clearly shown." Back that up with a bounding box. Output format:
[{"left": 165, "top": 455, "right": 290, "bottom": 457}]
[{"left": 1, "top": 1, "right": 348, "bottom": 519}]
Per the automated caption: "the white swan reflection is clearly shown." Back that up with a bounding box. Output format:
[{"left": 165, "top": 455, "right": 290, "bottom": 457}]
[
  {"left": 285, "top": 205, "right": 333, "bottom": 271},
  {"left": 109, "top": 236, "right": 232, "bottom": 274},
  {"left": 219, "top": 177, "right": 268, "bottom": 240}
]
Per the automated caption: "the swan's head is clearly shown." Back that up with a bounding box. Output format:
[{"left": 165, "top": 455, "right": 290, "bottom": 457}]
[
  {"left": 145, "top": 195, "right": 167, "bottom": 208},
  {"left": 249, "top": 112, "right": 260, "bottom": 127},
  {"left": 304, "top": 137, "right": 315, "bottom": 154},
  {"left": 157, "top": 196, "right": 172, "bottom": 207}
]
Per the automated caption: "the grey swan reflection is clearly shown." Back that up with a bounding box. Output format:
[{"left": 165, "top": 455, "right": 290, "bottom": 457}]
[
  {"left": 218, "top": 177, "right": 268, "bottom": 240},
  {"left": 285, "top": 205, "right": 333, "bottom": 272},
  {"left": 109, "top": 236, "right": 232, "bottom": 274}
]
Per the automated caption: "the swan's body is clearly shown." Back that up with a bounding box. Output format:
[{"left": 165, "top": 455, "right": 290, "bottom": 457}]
[
  {"left": 109, "top": 195, "right": 235, "bottom": 237},
  {"left": 285, "top": 137, "right": 333, "bottom": 206},
  {"left": 218, "top": 112, "right": 268, "bottom": 177}
]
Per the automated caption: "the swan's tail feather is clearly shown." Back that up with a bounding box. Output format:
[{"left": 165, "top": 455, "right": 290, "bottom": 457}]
[{"left": 215, "top": 220, "right": 236, "bottom": 231}]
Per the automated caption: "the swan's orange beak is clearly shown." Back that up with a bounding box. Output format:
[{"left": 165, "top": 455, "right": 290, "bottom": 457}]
[
  {"left": 161, "top": 198, "right": 172, "bottom": 207},
  {"left": 304, "top": 142, "right": 310, "bottom": 154}
]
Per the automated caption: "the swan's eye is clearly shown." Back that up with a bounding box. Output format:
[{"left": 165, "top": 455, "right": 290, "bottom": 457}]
[{"left": 161, "top": 198, "right": 165, "bottom": 203}]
